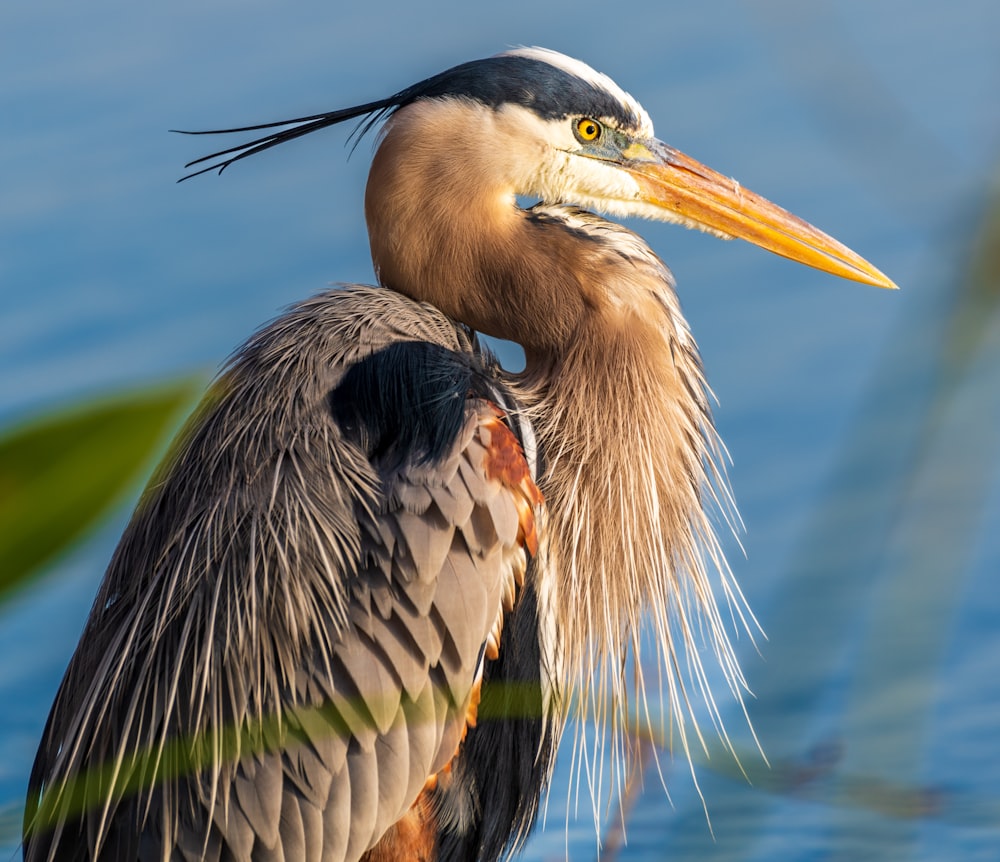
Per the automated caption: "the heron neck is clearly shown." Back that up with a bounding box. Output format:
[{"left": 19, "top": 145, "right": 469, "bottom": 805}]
[
  {"left": 366, "top": 102, "right": 746, "bottom": 797},
  {"left": 365, "top": 108, "right": 625, "bottom": 359}
]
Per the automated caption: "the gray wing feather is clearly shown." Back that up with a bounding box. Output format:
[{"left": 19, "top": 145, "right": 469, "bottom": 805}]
[
  {"left": 393, "top": 509, "right": 456, "bottom": 584},
  {"left": 426, "top": 481, "right": 476, "bottom": 527},
  {"left": 318, "top": 773, "right": 351, "bottom": 862},
  {"left": 341, "top": 744, "right": 378, "bottom": 860},
  {"left": 293, "top": 792, "right": 326, "bottom": 862},
  {"left": 280, "top": 727, "right": 337, "bottom": 809},
  {"left": 233, "top": 756, "right": 283, "bottom": 850},
  {"left": 371, "top": 708, "right": 413, "bottom": 827},
  {"left": 431, "top": 552, "right": 494, "bottom": 671},
  {"left": 460, "top": 500, "right": 503, "bottom": 557},
  {"left": 393, "top": 481, "right": 434, "bottom": 514},
  {"left": 333, "top": 634, "right": 402, "bottom": 738}
]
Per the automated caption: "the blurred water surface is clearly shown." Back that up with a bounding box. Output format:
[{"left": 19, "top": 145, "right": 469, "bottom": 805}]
[{"left": 2, "top": 1, "right": 999, "bottom": 859}]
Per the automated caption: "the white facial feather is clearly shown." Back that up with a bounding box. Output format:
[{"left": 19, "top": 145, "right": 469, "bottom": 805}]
[{"left": 494, "top": 104, "right": 716, "bottom": 231}]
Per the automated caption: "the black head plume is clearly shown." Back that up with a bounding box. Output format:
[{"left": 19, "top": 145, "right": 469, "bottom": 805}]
[
  {"left": 172, "top": 97, "right": 399, "bottom": 182},
  {"left": 173, "top": 51, "right": 645, "bottom": 182}
]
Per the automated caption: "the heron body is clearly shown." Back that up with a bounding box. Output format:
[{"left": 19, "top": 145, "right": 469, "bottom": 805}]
[{"left": 24, "top": 48, "right": 894, "bottom": 861}]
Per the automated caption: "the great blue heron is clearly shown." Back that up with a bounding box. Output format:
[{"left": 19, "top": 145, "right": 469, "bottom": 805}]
[{"left": 23, "top": 48, "right": 894, "bottom": 862}]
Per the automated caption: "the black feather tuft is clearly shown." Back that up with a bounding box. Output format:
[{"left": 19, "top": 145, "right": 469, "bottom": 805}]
[
  {"left": 330, "top": 341, "right": 495, "bottom": 469},
  {"left": 172, "top": 99, "right": 397, "bottom": 181}
]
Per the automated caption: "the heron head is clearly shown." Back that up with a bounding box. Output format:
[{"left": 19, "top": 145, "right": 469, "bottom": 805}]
[
  {"left": 438, "top": 48, "right": 896, "bottom": 289},
  {"left": 177, "top": 46, "right": 895, "bottom": 289}
]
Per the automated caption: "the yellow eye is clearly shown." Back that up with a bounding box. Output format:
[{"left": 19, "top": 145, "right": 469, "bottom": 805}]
[{"left": 575, "top": 118, "right": 601, "bottom": 142}]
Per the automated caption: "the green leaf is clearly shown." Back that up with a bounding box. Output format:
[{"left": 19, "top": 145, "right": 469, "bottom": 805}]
[{"left": 0, "top": 378, "right": 203, "bottom": 599}]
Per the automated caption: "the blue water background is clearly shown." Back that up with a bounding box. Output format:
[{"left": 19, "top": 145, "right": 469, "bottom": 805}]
[{"left": 2, "top": 1, "right": 999, "bottom": 858}]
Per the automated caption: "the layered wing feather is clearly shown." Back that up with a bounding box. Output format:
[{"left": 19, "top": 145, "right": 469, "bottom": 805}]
[{"left": 23, "top": 287, "right": 540, "bottom": 862}]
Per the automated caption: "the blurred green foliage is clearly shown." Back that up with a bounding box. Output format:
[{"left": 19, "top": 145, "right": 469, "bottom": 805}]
[{"left": 0, "top": 379, "right": 202, "bottom": 599}]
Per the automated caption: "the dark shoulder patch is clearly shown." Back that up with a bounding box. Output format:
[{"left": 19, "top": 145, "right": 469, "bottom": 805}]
[{"left": 330, "top": 341, "right": 495, "bottom": 467}]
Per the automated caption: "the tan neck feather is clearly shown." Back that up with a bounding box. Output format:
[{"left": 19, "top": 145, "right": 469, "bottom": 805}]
[
  {"left": 521, "top": 296, "right": 748, "bottom": 721},
  {"left": 366, "top": 100, "right": 602, "bottom": 356}
]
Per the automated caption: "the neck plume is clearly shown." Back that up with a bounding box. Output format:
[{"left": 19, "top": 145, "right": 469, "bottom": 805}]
[{"left": 512, "top": 214, "right": 755, "bottom": 808}]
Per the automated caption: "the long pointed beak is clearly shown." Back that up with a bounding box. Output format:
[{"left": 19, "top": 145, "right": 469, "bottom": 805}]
[{"left": 621, "top": 141, "right": 897, "bottom": 289}]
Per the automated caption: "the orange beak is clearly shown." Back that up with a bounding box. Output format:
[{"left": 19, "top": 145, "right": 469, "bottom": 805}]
[{"left": 621, "top": 141, "right": 897, "bottom": 289}]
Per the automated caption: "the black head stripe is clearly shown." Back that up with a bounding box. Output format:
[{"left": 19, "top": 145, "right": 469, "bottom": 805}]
[{"left": 396, "top": 55, "right": 641, "bottom": 128}]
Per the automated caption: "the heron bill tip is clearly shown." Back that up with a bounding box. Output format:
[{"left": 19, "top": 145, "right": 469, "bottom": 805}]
[{"left": 624, "top": 144, "right": 898, "bottom": 290}]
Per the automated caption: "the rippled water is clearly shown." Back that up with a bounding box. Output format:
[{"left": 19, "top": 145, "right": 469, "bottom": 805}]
[{"left": 2, "top": 1, "right": 998, "bottom": 858}]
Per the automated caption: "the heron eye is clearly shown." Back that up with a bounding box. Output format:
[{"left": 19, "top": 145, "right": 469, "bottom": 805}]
[{"left": 574, "top": 118, "right": 601, "bottom": 143}]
